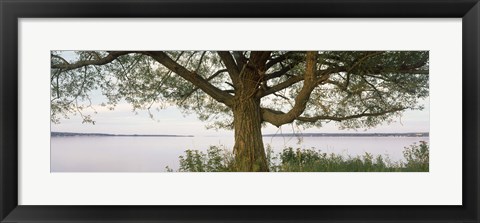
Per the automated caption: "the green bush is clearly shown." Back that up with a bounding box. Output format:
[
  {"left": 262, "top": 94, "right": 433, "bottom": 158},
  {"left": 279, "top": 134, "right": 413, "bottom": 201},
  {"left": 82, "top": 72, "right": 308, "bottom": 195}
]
[
  {"left": 172, "top": 141, "right": 429, "bottom": 172},
  {"left": 177, "top": 146, "right": 234, "bottom": 172},
  {"left": 402, "top": 141, "right": 429, "bottom": 171}
]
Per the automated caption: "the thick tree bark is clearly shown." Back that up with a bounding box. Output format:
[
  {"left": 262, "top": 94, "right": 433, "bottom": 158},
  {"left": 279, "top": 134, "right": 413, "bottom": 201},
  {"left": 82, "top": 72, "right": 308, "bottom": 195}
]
[
  {"left": 231, "top": 51, "right": 271, "bottom": 172},
  {"left": 232, "top": 96, "right": 268, "bottom": 172}
]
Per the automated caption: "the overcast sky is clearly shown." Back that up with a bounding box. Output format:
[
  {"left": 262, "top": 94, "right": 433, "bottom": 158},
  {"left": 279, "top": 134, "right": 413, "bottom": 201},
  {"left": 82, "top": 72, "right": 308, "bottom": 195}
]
[{"left": 51, "top": 97, "right": 429, "bottom": 136}]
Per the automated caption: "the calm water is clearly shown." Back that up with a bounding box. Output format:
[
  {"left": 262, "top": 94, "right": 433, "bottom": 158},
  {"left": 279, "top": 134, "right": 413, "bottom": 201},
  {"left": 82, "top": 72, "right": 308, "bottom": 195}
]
[{"left": 51, "top": 136, "right": 429, "bottom": 172}]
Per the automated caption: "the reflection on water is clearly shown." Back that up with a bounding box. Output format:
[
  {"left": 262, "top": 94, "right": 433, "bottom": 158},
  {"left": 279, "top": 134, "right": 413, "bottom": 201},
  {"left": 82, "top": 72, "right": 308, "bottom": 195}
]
[{"left": 51, "top": 136, "right": 429, "bottom": 172}]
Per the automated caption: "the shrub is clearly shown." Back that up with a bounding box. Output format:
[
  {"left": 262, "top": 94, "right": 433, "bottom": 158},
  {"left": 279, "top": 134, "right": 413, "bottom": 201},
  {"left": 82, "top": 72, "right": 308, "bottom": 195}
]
[
  {"left": 402, "top": 141, "right": 429, "bottom": 171},
  {"left": 174, "top": 141, "right": 429, "bottom": 172},
  {"left": 178, "top": 146, "right": 234, "bottom": 172}
]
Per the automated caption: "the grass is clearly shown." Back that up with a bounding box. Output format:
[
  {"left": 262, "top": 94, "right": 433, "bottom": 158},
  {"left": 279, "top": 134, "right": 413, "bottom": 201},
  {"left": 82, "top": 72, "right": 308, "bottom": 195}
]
[{"left": 167, "top": 141, "right": 429, "bottom": 172}]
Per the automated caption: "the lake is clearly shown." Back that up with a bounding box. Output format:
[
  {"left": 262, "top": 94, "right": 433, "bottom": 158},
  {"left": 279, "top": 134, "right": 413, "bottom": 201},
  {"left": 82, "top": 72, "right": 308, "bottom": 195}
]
[{"left": 51, "top": 136, "right": 429, "bottom": 172}]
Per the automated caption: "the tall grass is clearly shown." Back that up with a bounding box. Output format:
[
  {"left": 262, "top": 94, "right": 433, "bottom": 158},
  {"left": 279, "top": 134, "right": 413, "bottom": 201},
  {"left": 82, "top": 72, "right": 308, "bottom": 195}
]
[{"left": 169, "top": 141, "right": 429, "bottom": 172}]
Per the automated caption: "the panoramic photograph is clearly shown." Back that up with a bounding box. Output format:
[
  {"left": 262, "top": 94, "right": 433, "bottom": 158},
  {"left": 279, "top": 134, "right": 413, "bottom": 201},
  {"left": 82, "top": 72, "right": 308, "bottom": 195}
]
[{"left": 50, "top": 51, "right": 429, "bottom": 172}]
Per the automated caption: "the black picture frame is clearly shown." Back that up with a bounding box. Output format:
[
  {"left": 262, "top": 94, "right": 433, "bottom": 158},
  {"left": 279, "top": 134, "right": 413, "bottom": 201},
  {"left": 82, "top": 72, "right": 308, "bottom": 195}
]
[{"left": 1, "top": 0, "right": 479, "bottom": 222}]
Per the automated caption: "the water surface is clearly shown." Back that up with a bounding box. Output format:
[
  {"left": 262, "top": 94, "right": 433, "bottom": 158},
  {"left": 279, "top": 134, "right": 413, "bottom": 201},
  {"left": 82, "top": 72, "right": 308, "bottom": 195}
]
[{"left": 51, "top": 136, "right": 428, "bottom": 172}]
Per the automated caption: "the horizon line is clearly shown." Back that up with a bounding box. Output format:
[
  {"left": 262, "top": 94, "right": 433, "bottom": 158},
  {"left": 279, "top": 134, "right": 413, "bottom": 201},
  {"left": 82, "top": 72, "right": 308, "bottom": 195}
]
[{"left": 51, "top": 131, "right": 430, "bottom": 136}]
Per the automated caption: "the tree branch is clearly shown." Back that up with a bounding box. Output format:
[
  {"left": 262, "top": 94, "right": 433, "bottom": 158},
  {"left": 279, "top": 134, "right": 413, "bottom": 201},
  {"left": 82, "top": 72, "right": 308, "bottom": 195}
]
[
  {"left": 218, "top": 51, "right": 240, "bottom": 84},
  {"left": 260, "top": 75, "right": 304, "bottom": 97},
  {"left": 266, "top": 52, "right": 296, "bottom": 69},
  {"left": 51, "top": 51, "right": 130, "bottom": 71},
  {"left": 347, "top": 51, "right": 384, "bottom": 73},
  {"left": 51, "top": 55, "right": 70, "bottom": 65},
  {"left": 232, "top": 51, "right": 247, "bottom": 69},
  {"left": 144, "top": 51, "right": 234, "bottom": 106},
  {"left": 260, "top": 51, "right": 318, "bottom": 126},
  {"left": 265, "top": 60, "right": 300, "bottom": 80},
  {"left": 262, "top": 106, "right": 407, "bottom": 126},
  {"left": 180, "top": 69, "right": 229, "bottom": 100},
  {"left": 195, "top": 51, "right": 207, "bottom": 72},
  {"left": 296, "top": 107, "right": 407, "bottom": 122}
]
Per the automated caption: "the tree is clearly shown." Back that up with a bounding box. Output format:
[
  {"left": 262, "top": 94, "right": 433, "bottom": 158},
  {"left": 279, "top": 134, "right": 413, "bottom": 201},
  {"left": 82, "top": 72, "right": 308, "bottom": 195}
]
[{"left": 51, "top": 51, "right": 429, "bottom": 172}]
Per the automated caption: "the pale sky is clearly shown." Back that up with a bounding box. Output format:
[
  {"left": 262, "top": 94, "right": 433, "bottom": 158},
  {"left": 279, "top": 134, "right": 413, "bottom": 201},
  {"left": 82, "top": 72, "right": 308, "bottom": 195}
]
[{"left": 51, "top": 97, "right": 429, "bottom": 136}]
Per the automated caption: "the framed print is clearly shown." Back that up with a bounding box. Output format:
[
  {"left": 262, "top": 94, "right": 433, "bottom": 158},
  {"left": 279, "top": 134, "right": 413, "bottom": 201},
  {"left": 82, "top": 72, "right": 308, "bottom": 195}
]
[{"left": 1, "top": 0, "right": 479, "bottom": 222}]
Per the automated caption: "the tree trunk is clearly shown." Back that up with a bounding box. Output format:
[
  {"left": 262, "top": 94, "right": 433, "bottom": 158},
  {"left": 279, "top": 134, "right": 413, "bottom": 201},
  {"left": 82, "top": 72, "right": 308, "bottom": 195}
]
[
  {"left": 231, "top": 51, "right": 271, "bottom": 172},
  {"left": 232, "top": 96, "right": 269, "bottom": 172}
]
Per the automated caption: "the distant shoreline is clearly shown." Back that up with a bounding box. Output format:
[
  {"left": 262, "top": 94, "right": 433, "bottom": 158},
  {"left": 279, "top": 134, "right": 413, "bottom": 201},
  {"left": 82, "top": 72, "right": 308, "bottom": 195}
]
[
  {"left": 263, "top": 132, "right": 429, "bottom": 137},
  {"left": 51, "top": 132, "right": 194, "bottom": 137},
  {"left": 51, "top": 131, "right": 429, "bottom": 138}
]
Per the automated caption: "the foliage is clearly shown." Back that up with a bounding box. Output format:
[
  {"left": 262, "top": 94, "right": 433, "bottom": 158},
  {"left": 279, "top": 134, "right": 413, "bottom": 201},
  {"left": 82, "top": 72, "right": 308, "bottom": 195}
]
[
  {"left": 173, "top": 141, "right": 429, "bottom": 172},
  {"left": 273, "top": 148, "right": 397, "bottom": 172},
  {"left": 51, "top": 51, "right": 429, "bottom": 130},
  {"left": 402, "top": 141, "right": 429, "bottom": 171},
  {"left": 177, "top": 146, "right": 234, "bottom": 172}
]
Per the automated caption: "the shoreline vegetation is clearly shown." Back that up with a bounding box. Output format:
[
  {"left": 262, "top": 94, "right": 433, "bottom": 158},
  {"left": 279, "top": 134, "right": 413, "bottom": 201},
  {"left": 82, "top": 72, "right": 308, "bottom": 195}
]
[
  {"left": 168, "top": 141, "right": 429, "bottom": 172},
  {"left": 51, "top": 131, "right": 428, "bottom": 138}
]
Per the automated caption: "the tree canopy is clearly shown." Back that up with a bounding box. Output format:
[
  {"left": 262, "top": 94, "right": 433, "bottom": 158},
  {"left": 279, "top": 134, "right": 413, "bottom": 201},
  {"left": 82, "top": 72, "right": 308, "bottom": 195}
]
[{"left": 51, "top": 51, "right": 428, "bottom": 128}]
